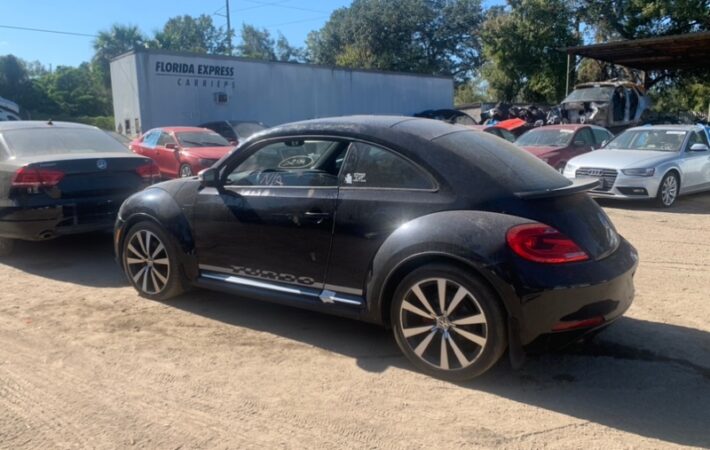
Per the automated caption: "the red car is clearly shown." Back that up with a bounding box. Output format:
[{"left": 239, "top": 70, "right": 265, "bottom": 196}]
[
  {"left": 130, "top": 127, "right": 234, "bottom": 178},
  {"left": 468, "top": 124, "right": 517, "bottom": 142},
  {"left": 515, "top": 124, "right": 613, "bottom": 172}
]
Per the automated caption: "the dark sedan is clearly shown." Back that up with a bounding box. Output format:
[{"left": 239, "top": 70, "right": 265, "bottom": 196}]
[
  {"left": 115, "top": 116, "right": 637, "bottom": 381},
  {"left": 0, "top": 121, "right": 160, "bottom": 256},
  {"left": 199, "top": 120, "right": 267, "bottom": 146}
]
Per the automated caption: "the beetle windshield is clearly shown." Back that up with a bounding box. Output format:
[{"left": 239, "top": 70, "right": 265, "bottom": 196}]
[
  {"left": 605, "top": 129, "right": 686, "bottom": 152},
  {"left": 1, "top": 127, "right": 129, "bottom": 156},
  {"left": 516, "top": 129, "right": 574, "bottom": 147}
]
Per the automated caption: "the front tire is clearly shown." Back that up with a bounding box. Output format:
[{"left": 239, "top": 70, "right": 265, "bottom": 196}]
[
  {"left": 391, "top": 264, "right": 507, "bottom": 381},
  {"left": 0, "top": 237, "right": 14, "bottom": 257},
  {"left": 655, "top": 172, "right": 679, "bottom": 208},
  {"left": 179, "top": 164, "right": 193, "bottom": 178},
  {"left": 122, "top": 221, "right": 185, "bottom": 300}
]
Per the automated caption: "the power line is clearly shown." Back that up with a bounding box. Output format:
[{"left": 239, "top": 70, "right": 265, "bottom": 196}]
[
  {"left": 0, "top": 24, "right": 97, "bottom": 38},
  {"left": 232, "top": 0, "right": 292, "bottom": 13}
]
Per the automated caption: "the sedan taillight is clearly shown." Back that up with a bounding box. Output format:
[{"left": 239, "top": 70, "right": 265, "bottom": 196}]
[
  {"left": 506, "top": 223, "right": 589, "bottom": 264},
  {"left": 135, "top": 161, "right": 161, "bottom": 183},
  {"left": 11, "top": 166, "right": 65, "bottom": 188}
]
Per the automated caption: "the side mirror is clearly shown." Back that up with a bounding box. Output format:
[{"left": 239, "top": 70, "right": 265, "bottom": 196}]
[
  {"left": 689, "top": 143, "right": 709, "bottom": 152},
  {"left": 165, "top": 143, "right": 178, "bottom": 150},
  {"left": 198, "top": 167, "right": 219, "bottom": 188},
  {"left": 229, "top": 139, "right": 238, "bottom": 146}
]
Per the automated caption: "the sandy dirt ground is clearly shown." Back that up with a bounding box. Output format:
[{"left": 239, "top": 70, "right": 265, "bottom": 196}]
[{"left": 0, "top": 194, "right": 708, "bottom": 449}]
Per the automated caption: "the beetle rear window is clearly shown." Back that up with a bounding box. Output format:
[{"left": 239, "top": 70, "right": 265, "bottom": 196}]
[{"left": 435, "top": 131, "right": 571, "bottom": 193}]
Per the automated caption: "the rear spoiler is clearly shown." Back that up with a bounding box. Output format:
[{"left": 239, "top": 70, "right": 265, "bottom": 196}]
[{"left": 514, "top": 178, "right": 600, "bottom": 199}]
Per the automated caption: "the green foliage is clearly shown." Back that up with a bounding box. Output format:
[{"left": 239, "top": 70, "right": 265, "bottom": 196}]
[
  {"left": 650, "top": 76, "right": 710, "bottom": 115},
  {"left": 237, "top": 25, "right": 276, "bottom": 60},
  {"left": 306, "top": 0, "right": 484, "bottom": 81},
  {"left": 92, "top": 24, "right": 146, "bottom": 89},
  {"left": 454, "top": 78, "right": 490, "bottom": 105},
  {"left": 481, "top": 0, "right": 581, "bottom": 103},
  {"left": 152, "top": 15, "right": 229, "bottom": 54},
  {"left": 581, "top": 0, "right": 710, "bottom": 40}
]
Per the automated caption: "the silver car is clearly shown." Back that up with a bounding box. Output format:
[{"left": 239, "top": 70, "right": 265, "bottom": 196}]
[{"left": 563, "top": 125, "right": 710, "bottom": 207}]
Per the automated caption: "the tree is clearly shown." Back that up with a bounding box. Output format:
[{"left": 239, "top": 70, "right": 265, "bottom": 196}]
[
  {"left": 481, "top": 0, "right": 581, "bottom": 103},
  {"left": 152, "top": 15, "right": 229, "bottom": 54},
  {"left": 581, "top": 0, "right": 709, "bottom": 40},
  {"left": 38, "top": 63, "right": 110, "bottom": 117},
  {"left": 236, "top": 25, "right": 276, "bottom": 60},
  {"left": 454, "top": 77, "right": 490, "bottom": 105},
  {"left": 93, "top": 24, "right": 146, "bottom": 89},
  {"left": 306, "top": 0, "right": 484, "bottom": 82}
]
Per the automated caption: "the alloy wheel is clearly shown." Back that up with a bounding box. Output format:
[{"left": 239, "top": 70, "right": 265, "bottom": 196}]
[
  {"left": 125, "top": 229, "right": 170, "bottom": 295},
  {"left": 398, "top": 278, "right": 488, "bottom": 370},
  {"left": 661, "top": 175, "right": 678, "bottom": 206}
]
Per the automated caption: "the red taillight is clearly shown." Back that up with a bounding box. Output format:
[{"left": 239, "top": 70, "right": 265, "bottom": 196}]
[
  {"left": 506, "top": 223, "right": 589, "bottom": 264},
  {"left": 135, "top": 161, "right": 161, "bottom": 183},
  {"left": 11, "top": 166, "right": 65, "bottom": 188}
]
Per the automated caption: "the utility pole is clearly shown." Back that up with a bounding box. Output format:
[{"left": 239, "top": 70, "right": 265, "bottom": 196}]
[
  {"left": 226, "top": 0, "right": 232, "bottom": 56},
  {"left": 215, "top": 0, "right": 233, "bottom": 56}
]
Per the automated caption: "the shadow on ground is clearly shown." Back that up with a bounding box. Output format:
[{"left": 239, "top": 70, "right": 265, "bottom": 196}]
[
  {"left": 169, "top": 289, "right": 710, "bottom": 448},
  {"left": 595, "top": 190, "right": 710, "bottom": 214},
  {"left": 0, "top": 231, "right": 125, "bottom": 288}
]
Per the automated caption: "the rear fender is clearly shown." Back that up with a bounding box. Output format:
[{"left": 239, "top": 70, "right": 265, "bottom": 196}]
[
  {"left": 364, "top": 210, "right": 529, "bottom": 326},
  {"left": 115, "top": 187, "right": 198, "bottom": 280}
]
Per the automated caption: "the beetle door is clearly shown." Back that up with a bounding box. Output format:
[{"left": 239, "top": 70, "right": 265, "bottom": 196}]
[{"left": 192, "top": 139, "right": 348, "bottom": 291}]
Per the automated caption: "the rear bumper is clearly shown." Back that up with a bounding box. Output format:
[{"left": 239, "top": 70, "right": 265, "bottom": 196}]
[
  {"left": 509, "top": 238, "right": 638, "bottom": 349},
  {"left": 0, "top": 200, "right": 122, "bottom": 241}
]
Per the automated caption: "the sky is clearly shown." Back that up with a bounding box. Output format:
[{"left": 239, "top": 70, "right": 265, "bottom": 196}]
[
  {"left": 0, "top": 0, "right": 502, "bottom": 68},
  {"left": 0, "top": 0, "right": 350, "bottom": 68}
]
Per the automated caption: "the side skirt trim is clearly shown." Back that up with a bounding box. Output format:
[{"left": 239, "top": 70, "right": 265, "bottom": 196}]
[{"left": 200, "top": 270, "right": 365, "bottom": 308}]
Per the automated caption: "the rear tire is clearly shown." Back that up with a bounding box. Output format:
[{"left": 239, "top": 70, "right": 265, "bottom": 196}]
[
  {"left": 655, "top": 172, "right": 679, "bottom": 208},
  {"left": 391, "top": 264, "right": 507, "bottom": 381},
  {"left": 122, "top": 221, "right": 185, "bottom": 301},
  {"left": 0, "top": 238, "right": 14, "bottom": 257}
]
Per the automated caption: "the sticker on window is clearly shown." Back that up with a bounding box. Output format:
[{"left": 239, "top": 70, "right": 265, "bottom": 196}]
[
  {"left": 560, "top": 129, "right": 574, "bottom": 133},
  {"left": 666, "top": 131, "right": 687, "bottom": 135}
]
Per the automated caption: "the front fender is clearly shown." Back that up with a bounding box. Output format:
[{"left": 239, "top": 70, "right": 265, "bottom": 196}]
[
  {"left": 364, "top": 210, "right": 530, "bottom": 325},
  {"left": 114, "top": 186, "right": 198, "bottom": 280}
]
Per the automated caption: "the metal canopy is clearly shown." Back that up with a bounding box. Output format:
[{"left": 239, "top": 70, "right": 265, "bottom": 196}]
[{"left": 565, "top": 32, "right": 710, "bottom": 71}]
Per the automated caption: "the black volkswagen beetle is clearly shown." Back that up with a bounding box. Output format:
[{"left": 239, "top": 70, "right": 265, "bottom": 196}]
[{"left": 115, "top": 116, "right": 637, "bottom": 380}]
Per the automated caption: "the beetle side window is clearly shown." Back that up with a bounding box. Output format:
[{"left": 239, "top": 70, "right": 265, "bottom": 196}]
[
  {"left": 225, "top": 139, "right": 347, "bottom": 187},
  {"left": 340, "top": 143, "right": 434, "bottom": 190}
]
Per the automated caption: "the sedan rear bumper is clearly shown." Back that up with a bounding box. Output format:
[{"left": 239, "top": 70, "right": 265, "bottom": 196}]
[{"left": 0, "top": 200, "right": 121, "bottom": 241}]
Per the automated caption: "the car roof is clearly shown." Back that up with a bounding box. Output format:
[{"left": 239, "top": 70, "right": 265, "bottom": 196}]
[
  {"left": 626, "top": 124, "right": 704, "bottom": 132},
  {"left": 264, "top": 115, "right": 469, "bottom": 142},
  {"left": 158, "top": 126, "right": 212, "bottom": 133},
  {"left": 528, "top": 124, "right": 600, "bottom": 131},
  {"left": 0, "top": 120, "right": 98, "bottom": 131}
]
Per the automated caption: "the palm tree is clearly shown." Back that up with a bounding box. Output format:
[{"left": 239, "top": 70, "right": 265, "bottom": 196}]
[{"left": 92, "top": 24, "right": 146, "bottom": 89}]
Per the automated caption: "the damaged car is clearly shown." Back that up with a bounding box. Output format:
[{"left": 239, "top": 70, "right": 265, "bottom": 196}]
[{"left": 555, "top": 81, "right": 651, "bottom": 132}]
